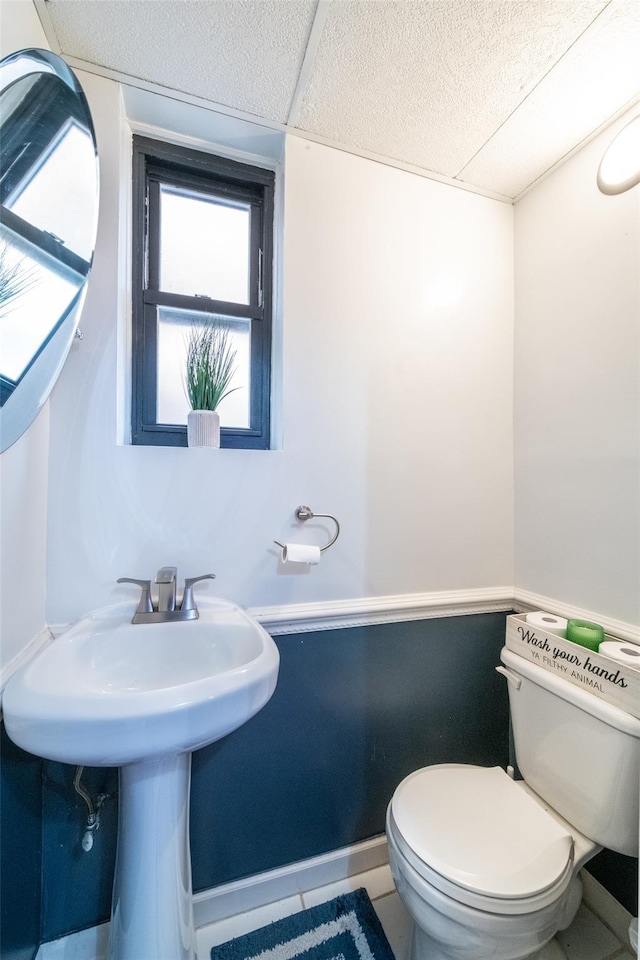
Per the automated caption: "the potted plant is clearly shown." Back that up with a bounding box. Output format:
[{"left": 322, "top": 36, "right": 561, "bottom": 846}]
[{"left": 185, "top": 318, "right": 238, "bottom": 447}]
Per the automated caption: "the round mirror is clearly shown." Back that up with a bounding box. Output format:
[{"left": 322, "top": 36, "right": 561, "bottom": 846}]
[{"left": 0, "top": 48, "right": 99, "bottom": 452}]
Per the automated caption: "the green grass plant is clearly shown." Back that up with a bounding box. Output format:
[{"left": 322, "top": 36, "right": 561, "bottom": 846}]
[{"left": 185, "top": 318, "right": 239, "bottom": 412}]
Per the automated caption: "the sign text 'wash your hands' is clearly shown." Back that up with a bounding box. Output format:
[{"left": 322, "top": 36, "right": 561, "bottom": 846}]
[
  {"left": 504, "top": 613, "right": 638, "bottom": 718},
  {"left": 515, "top": 626, "right": 628, "bottom": 691}
]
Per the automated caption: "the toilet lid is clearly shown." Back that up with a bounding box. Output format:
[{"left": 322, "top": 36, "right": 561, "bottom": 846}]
[{"left": 391, "top": 765, "right": 574, "bottom": 900}]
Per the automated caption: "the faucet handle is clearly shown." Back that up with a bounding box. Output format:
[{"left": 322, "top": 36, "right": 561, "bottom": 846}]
[
  {"left": 117, "top": 578, "right": 153, "bottom": 614},
  {"left": 181, "top": 574, "right": 216, "bottom": 612}
]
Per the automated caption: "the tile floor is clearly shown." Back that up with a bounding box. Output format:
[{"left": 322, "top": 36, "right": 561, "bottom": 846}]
[{"left": 195, "top": 864, "right": 634, "bottom": 960}]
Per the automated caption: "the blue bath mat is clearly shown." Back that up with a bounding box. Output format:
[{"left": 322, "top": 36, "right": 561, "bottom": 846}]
[{"left": 210, "top": 888, "right": 396, "bottom": 960}]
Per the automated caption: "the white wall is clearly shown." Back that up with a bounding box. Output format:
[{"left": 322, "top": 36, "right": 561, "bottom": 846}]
[
  {"left": 3, "top": 12, "right": 636, "bottom": 663},
  {"left": 0, "top": 0, "right": 47, "bottom": 55},
  {"left": 43, "top": 72, "right": 515, "bottom": 625},
  {"left": 0, "top": 0, "right": 51, "bottom": 672},
  {"left": 514, "top": 105, "right": 640, "bottom": 625}
]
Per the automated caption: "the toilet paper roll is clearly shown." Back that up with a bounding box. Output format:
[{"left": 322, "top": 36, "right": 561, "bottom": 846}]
[
  {"left": 281, "top": 543, "right": 321, "bottom": 564},
  {"left": 525, "top": 611, "right": 568, "bottom": 638},
  {"left": 598, "top": 640, "right": 640, "bottom": 669}
]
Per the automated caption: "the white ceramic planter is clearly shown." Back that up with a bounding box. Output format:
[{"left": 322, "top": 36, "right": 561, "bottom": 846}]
[{"left": 187, "top": 410, "right": 220, "bottom": 447}]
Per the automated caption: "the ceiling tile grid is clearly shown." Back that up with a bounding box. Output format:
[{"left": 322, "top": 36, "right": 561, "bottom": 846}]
[
  {"left": 40, "top": 0, "right": 640, "bottom": 200},
  {"left": 458, "top": 0, "right": 640, "bottom": 196},
  {"left": 294, "top": 0, "right": 609, "bottom": 179},
  {"left": 45, "top": 0, "right": 316, "bottom": 122}
]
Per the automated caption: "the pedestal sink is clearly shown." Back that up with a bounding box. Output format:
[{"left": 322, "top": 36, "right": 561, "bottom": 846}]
[{"left": 2, "top": 597, "right": 280, "bottom": 960}]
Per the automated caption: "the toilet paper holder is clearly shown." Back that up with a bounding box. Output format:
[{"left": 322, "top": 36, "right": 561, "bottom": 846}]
[{"left": 274, "top": 506, "right": 341, "bottom": 553}]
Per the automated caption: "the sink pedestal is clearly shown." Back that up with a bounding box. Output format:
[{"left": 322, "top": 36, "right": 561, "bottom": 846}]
[
  {"left": 2, "top": 596, "right": 280, "bottom": 958},
  {"left": 108, "top": 754, "right": 195, "bottom": 960}
]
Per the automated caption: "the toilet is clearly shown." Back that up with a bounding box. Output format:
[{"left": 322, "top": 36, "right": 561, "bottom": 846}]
[{"left": 386, "top": 646, "right": 640, "bottom": 960}]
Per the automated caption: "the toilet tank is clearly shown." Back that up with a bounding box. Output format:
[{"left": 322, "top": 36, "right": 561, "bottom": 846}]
[{"left": 499, "top": 647, "right": 640, "bottom": 857}]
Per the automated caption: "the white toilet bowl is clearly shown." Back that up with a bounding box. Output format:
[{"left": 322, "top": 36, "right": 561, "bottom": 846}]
[
  {"left": 386, "top": 764, "right": 596, "bottom": 960},
  {"left": 385, "top": 645, "right": 639, "bottom": 960}
]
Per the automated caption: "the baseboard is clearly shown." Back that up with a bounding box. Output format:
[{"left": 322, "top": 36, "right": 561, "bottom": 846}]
[
  {"left": 36, "top": 836, "right": 388, "bottom": 960},
  {"left": 580, "top": 868, "right": 635, "bottom": 952},
  {"left": 36, "top": 922, "right": 110, "bottom": 960},
  {"left": 193, "top": 835, "right": 389, "bottom": 928},
  {"left": 35, "top": 842, "right": 636, "bottom": 960}
]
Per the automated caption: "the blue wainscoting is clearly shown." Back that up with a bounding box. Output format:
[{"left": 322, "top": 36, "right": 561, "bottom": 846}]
[
  {"left": 0, "top": 725, "right": 42, "bottom": 960},
  {"left": 190, "top": 612, "right": 510, "bottom": 889},
  {"left": 0, "top": 610, "right": 635, "bottom": 951},
  {"left": 587, "top": 848, "right": 638, "bottom": 916},
  {"left": 40, "top": 763, "right": 119, "bottom": 942}
]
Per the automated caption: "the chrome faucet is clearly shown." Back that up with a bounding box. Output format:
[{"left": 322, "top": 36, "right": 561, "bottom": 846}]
[
  {"left": 117, "top": 568, "right": 215, "bottom": 624},
  {"left": 156, "top": 566, "right": 177, "bottom": 612}
]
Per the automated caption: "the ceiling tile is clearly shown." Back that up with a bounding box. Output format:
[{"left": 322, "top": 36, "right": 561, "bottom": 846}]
[
  {"left": 38, "top": 0, "right": 639, "bottom": 199},
  {"left": 460, "top": 0, "right": 640, "bottom": 197},
  {"left": 295, "top": 0, "right": 608, "bottom": 178},
  {"left": 457, "top": 0, "right": 640, "bottom": 197},
  {"left": 46, "top": 0, "right": 317, "bottom": 122}
]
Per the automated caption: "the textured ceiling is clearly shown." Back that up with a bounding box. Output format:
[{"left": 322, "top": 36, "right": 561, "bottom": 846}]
[{"left": 39, "top": 0, "right": 640, "bottom": 200}]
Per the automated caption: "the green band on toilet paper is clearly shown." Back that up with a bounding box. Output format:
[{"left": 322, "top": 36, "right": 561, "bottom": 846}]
[{"left": 566, "top": 619, "right": 605, "bottom": 651}]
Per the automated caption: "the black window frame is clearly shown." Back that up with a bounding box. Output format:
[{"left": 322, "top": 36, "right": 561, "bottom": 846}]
[{"left": 131, "top": 136, "right": 274, "bottom": 449}]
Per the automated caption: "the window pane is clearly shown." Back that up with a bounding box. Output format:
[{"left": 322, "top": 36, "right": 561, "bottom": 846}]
[
  {"left": 0, "top": 230, "right": 81, "bottom": 384},
  {"left": 156, "top": 306, "right": 250, "bottom": 428},
  {"left": 159, "top": 185, "right": 250, "bottom": 304},
  {"left": 8, "top": 121, "right": 97, "bottom": 261}
]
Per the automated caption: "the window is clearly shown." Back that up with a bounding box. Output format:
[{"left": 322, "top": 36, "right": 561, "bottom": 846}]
[{"left": 131, "top": 136, "right": 274, "bottom": 448}]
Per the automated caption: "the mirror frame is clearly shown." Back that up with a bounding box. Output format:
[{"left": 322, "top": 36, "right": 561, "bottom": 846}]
[{"left": 0, "top": 48, "right": 99, "bottom": 452}]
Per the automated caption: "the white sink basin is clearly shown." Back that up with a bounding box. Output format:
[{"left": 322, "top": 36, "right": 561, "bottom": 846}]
[
  {"left": 2, "top": 597, "right": 280, "bottom": 766},
  {"left": 3, "top": 594, "right": 279, "bottom": 960}
]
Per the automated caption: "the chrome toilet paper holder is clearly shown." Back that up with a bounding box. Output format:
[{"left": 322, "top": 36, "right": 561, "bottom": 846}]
[{"left": 274, "top": 505, "right": 341, "bottom": 553}]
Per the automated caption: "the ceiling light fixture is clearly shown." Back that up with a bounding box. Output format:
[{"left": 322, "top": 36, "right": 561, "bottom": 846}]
[{"left": 597, "top": 114, "right": 640, "bottom": 195}]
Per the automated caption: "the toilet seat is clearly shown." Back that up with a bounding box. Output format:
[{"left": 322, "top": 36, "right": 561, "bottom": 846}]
[{"left": 388, "top": 764, "right": 575, "bottom": 915}]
